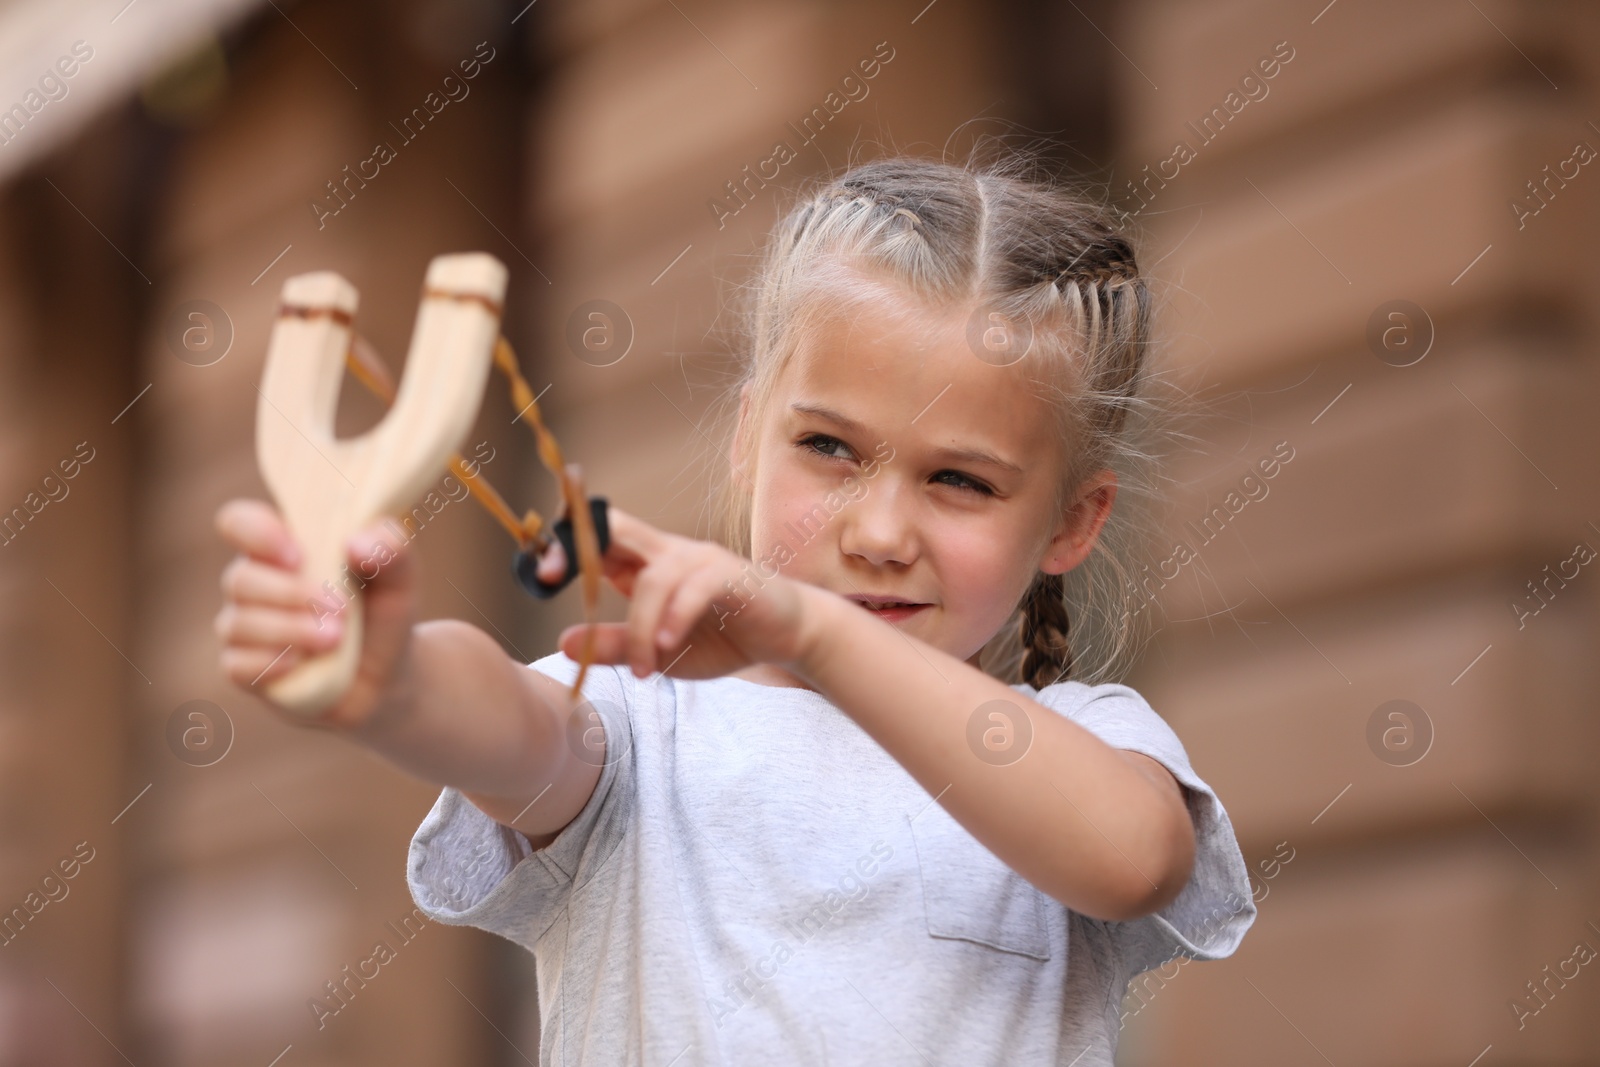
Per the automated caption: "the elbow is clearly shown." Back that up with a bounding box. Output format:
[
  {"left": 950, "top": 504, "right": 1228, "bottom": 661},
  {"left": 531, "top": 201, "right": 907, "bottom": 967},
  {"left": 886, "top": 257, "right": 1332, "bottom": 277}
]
[{"left": 1105, "top": 801, "right": 1197, "bottom": 922}]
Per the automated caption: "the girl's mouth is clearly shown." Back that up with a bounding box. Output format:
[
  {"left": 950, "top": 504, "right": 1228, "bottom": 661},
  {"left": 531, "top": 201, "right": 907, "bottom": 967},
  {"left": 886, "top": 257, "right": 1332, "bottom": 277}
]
[{"left": 846, "top": 595, "right": 930, "bottom": 622}]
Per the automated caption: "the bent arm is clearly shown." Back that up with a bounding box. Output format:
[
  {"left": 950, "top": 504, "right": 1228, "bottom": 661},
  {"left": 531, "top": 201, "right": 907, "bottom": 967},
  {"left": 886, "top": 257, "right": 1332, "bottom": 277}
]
[
  {"left": 791, "top": 586, "right": 1195, "bottom": 923},
  {"left": 350, "top": 618, "right": 603, "bottom": 847}
]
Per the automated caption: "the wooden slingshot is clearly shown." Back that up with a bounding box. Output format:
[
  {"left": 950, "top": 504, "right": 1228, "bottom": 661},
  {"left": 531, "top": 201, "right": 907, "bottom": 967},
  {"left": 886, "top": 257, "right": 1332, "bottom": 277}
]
[{"left": 256, "top": 251, "right": 607, "bottom": 718}]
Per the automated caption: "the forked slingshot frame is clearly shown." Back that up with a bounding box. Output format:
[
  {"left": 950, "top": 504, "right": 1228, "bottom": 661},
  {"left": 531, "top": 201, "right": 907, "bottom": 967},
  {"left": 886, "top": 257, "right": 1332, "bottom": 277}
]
[{"left": 255, "top": 252, "right": 608, "bottom": 718}]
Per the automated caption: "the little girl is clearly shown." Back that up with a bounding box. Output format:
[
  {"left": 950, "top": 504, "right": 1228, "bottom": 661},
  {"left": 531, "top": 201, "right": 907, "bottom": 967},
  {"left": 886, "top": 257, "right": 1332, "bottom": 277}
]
[{"left": 215, "top": 155, "right": 1255, "bottom": 1065}]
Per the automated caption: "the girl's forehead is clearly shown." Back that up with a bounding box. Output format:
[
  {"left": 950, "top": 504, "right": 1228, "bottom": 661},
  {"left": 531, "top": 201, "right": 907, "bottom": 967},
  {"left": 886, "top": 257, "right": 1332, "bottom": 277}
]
[
  {"left": 792, "top": 287, "right": 959, "bottom": 363},
  {"left": 781, "top": 302, "right": 1034, "bottom": 400},
  {"left": 771, "top": 303, "right": 1061, "bottom": 459}
]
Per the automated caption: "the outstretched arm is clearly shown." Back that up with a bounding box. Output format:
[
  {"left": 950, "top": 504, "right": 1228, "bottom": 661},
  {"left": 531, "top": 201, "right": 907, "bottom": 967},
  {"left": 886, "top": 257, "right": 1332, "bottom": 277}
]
[
  {"left": 352, "top": 618, "right": 604, "bottom": 848},
  {"left": 215, "top": 498, "right": 601, "bottom": 849}
]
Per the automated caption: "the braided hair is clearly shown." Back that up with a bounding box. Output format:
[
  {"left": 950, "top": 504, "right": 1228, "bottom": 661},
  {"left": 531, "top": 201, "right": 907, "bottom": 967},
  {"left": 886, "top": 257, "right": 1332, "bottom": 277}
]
[
  {"left": 1020, "top": 570, "right": 1073, "bottom": 689},
  {"left": 713, "top": 150, "right": 1161, "bottom": 687}
]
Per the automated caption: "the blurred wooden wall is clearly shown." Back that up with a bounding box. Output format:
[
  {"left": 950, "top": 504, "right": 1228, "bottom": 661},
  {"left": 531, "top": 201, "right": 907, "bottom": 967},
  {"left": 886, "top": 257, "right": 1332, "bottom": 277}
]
[
  {"left": 1118, "top": 1, "right": 1600, "bottom": 1064},
  {"left": 0, "top": 109, "right": 143, "bottom": 1067}
]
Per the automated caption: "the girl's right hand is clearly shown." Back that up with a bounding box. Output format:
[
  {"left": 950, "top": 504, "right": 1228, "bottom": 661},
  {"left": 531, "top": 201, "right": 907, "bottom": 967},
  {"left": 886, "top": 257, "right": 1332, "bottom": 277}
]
[{"left": 213, "top": 498, "right": 419, "bottom": 732}]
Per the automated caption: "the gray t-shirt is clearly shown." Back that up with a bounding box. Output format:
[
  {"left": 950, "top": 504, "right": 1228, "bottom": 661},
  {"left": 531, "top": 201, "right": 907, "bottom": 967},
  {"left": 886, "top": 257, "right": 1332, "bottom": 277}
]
[{"left": 407, "top": 651, "right": 1256, "bottom": 1066}]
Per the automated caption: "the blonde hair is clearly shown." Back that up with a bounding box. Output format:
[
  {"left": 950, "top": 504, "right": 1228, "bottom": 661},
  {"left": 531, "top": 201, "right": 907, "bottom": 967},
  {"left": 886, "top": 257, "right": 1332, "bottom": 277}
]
[{"left": 703, "top": 149, "right": 1178, "bottom": 688}]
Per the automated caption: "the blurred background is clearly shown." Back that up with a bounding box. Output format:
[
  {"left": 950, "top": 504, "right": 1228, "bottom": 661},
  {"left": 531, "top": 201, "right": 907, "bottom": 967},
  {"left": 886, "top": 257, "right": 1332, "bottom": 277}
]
[{"left": 0, "top": 0, "right": 1595, "bottom": 1063}]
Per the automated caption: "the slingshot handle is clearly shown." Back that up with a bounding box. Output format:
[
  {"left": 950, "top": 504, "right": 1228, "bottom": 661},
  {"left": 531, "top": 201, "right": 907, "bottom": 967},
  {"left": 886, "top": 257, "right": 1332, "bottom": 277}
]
[{"left": 254, "top": 252, "right": 507, "bottom": 717}]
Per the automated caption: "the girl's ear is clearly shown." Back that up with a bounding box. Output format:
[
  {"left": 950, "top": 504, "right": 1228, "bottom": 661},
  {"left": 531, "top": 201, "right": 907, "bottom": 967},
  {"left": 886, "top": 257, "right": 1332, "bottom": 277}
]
[{"left": 1041, "top": 470, "right": 1117, "bottom": 576}]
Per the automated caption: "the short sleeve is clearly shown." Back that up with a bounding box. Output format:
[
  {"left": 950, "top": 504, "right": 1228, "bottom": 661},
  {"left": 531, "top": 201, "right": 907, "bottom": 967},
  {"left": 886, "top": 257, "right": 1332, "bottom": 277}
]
[
  {"left": 405, "top": 651, "right": 635, "bottom": 949},
  {"left": 1027, "top": 680, "right": 1257, "bottom": 977}
]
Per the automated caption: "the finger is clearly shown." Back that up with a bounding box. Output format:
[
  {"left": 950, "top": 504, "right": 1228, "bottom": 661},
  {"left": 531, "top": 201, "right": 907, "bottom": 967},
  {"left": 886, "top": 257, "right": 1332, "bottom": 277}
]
[
  {"left": 215, "top": 498, "right": 302, "bottom": 569},
  {"left": 602, "top": 506, "right": 658, "bottom": 548},
  {"left": 221, "top": 643, "right": 307, "bottom": 688},
  {"left": 603, "top": 558, "right": 641, "bottom": 600},
  {"left": 346, "top": 521, "right": 413, "bottom": 592},
  {"left": 601, "top": 507, "right": 669, "bottom": 565},
  {"left": 222, "top": 555, "right": 327, "bottom": 610},
  {"left": 345, "top": 521, "right": 416, "bottom": 664},
  {"left": 558, "top": 622, "right": 629, "bottom": 665},
  {"left": 536, "top": 539, "right": 566, "bottom": 584},
  {"left": 595, "top": 508, "right": 684, "bottom": 600},
  {"left": 625, "top": 552, "right": 690, "bottom": 677},
  {"left": 656, "top": 565, "right": 735, "bottom": 651},
  {"left": 216, "top": 603, "right": 344, "bottom": 651}
]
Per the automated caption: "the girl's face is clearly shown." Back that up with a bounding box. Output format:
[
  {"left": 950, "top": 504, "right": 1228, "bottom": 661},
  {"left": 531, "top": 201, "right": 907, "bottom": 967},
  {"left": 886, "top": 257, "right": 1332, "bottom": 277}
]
[{"left": 734, "top": 293, "right": 1116, "bottom": 677}]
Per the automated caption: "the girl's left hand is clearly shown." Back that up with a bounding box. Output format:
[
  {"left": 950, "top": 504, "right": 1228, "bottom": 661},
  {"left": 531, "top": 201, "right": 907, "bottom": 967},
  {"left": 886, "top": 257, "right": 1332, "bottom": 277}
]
[{"left": 552, "top": 506, "right": 812, "bottom": 680}]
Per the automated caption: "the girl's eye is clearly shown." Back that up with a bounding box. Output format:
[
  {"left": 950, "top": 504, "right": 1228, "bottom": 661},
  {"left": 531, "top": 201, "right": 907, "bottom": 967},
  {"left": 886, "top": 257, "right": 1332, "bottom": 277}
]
[
  {"left": 799, "top": 434, "right": 993, "bottom": 495},
  {"left": 798, "top": 433, "right": 855, "bottom": 460},
  {"left": 933, "top": 470, "right": 995, "bottom": 496}
]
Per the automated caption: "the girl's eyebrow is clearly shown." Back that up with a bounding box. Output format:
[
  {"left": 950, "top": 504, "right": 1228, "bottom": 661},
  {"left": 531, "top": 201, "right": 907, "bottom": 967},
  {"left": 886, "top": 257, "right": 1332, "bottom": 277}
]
[
  {"left": 790, "top": 401, "right": 867, "bottom": 434},
  {"left": 789, "top": 401, "right": 1023, "bottom": 475},
  {"left": 932, "top": 444, "right": 1023, "bottom": 476}
]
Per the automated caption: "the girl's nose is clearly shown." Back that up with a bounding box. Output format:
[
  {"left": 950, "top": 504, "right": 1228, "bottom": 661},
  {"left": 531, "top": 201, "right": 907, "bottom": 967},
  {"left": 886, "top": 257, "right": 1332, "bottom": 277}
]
[{"left": 837, "top": 479, "right": 919, "bottom": 568}]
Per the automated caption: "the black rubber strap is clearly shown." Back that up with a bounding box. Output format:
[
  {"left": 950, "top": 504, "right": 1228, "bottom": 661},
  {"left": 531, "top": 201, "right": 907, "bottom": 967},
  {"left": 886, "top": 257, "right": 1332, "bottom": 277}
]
[{"left": 512, "top": 496, "right": 610, "bottom": 599}]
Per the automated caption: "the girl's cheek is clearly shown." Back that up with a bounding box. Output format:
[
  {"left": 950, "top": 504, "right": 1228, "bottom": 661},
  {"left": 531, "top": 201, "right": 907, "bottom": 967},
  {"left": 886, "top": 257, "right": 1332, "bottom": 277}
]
[
  {"left": 936, "top": 527, "right": 1022, "bottom": 618},
  {"left": 939, "top": 527, "right": 1010, "bottom": 583},
  {"left": 751, "top": 468, "right": 825, "bottom": 568}
]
